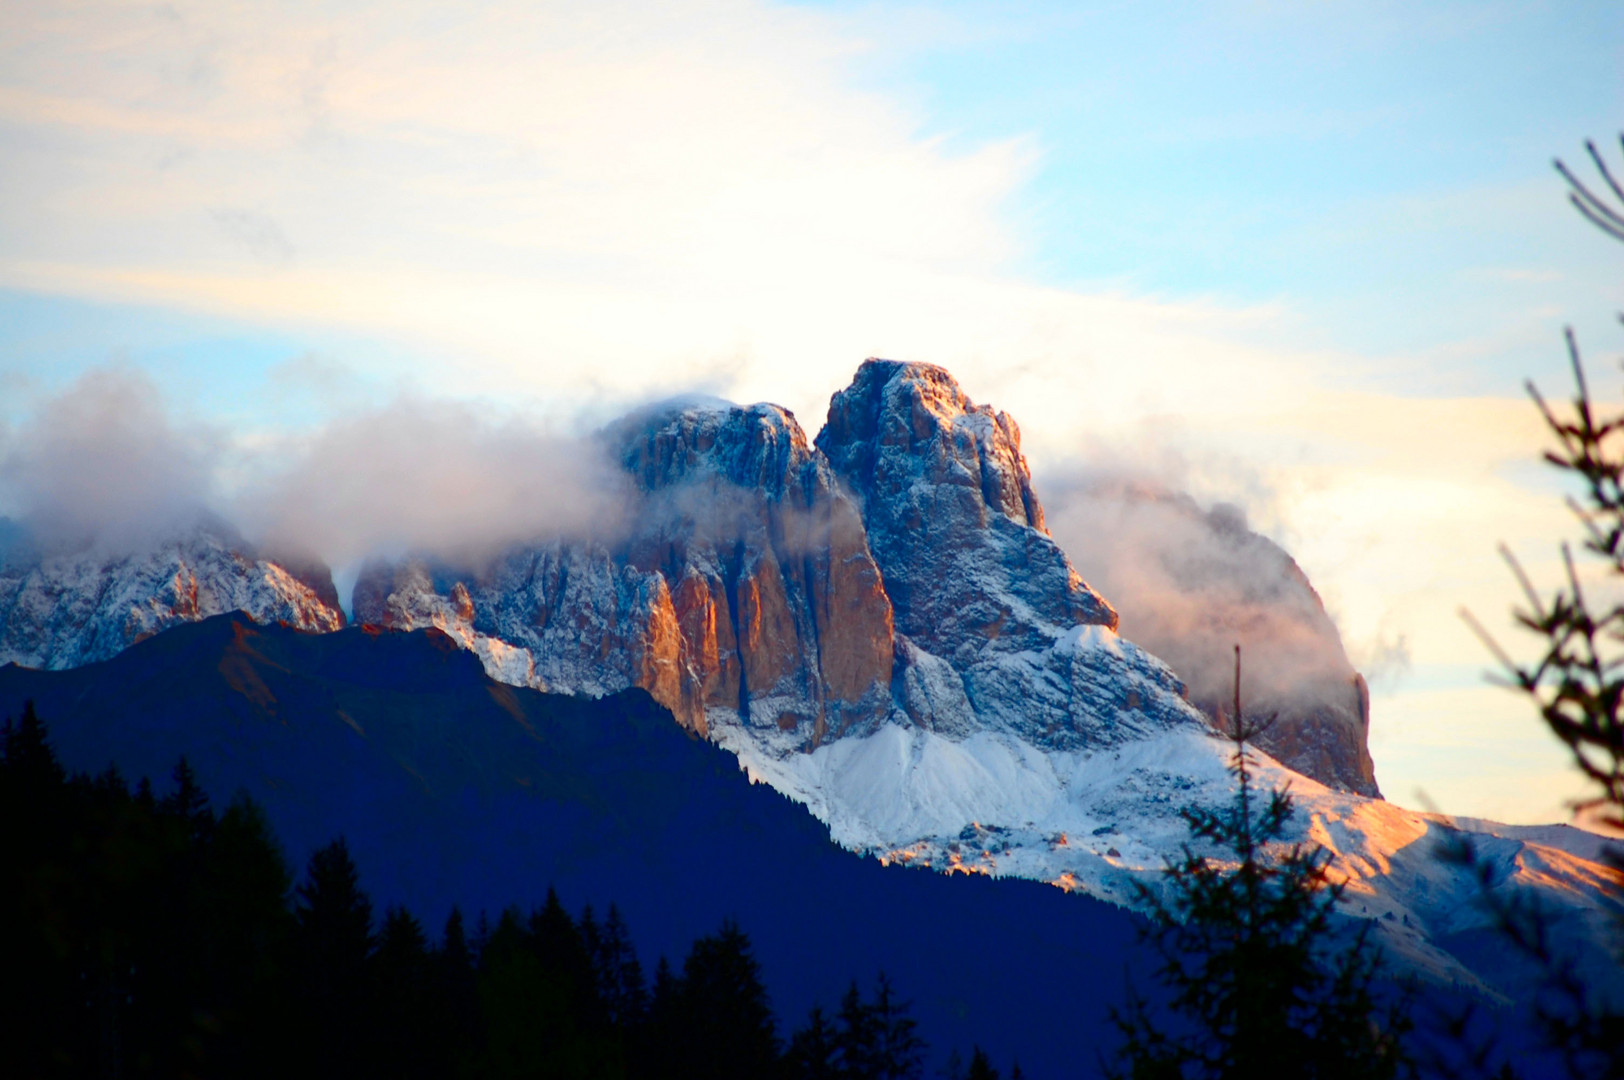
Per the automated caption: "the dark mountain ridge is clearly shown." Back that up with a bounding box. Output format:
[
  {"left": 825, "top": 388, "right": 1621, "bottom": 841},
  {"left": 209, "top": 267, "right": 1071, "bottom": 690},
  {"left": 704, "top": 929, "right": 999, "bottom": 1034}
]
[{"left": 0, "top": 611, "right": 1155, "bottom": 1075}]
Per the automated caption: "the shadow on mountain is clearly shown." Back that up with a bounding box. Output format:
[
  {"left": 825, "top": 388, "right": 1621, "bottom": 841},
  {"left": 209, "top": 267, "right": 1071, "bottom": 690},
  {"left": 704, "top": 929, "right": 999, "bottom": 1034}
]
[{"left": 0, "top": 612, "right": 1151, "bottom": 1074}]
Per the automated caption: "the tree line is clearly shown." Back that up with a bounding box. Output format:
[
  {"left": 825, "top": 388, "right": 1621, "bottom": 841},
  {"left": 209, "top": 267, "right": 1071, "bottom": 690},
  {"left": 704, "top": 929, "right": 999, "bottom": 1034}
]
[{"left": 0, "top": 701, "right": 1028, "bottom": 1080}]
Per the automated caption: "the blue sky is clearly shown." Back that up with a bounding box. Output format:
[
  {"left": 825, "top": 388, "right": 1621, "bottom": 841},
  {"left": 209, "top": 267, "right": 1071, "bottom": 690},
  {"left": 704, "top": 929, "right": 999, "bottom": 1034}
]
[
  {"left": 1, "top": 0, "right": 1621, "bottom": 822},
  {"left": 7, "top": 2, "right": 1620, "bottom": 410},
  {"left": 821, "top": 1, "right": 1624, "bottom": 378}
]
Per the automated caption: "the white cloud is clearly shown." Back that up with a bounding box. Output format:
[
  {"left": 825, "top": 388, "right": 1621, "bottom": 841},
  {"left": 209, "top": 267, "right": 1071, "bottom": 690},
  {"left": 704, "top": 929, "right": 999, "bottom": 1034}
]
[{"left": 0, "top": 368, "right": 220, "bottom": 548}]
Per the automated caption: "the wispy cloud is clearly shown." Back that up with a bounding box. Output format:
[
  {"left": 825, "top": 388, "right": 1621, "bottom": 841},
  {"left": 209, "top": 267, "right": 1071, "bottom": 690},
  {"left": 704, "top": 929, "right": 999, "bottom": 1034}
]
[
  {"left": 0, "top": 368, "right": 221, "bottom": 549},
  {"left": 0, "top": 368, "right": 629, "bottom": 567}
]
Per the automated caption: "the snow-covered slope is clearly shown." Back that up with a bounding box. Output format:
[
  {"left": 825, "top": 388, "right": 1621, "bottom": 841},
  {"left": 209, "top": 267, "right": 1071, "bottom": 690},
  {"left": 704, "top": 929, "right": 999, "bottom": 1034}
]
[
  {"left": 0, "top": 518, "right": 345, "bottom": 668},
  {"left": 715, "top": 712, "right": 1623, "bottom": 997}
]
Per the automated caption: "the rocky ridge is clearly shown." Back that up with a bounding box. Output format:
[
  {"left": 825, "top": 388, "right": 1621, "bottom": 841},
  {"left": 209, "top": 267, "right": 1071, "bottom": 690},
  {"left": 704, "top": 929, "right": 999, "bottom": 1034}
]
[
  {"left": 0, "top": 519, "right": 345, "bottom": 669},
  {"left": 358, "top": 367, "right": 1202, "bottom": 761}
]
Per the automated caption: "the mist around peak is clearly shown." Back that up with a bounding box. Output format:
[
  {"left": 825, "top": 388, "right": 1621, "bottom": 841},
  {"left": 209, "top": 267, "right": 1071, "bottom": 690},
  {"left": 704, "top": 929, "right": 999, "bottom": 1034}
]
[
  {"left": 1042, "top": 475, "right": 1349, "bottom": 695},
  {"left": 0, "top": 368, "right": 224, "bottom": 555},
  {"left": 239, "top": 395, "right": 632, "bottom": 571},
  {"left": 0, "top": 368, "right": 634, "bottom": 573},
  {"left": 1039, "top": 471, "right": 1381, "bottom": 793}
]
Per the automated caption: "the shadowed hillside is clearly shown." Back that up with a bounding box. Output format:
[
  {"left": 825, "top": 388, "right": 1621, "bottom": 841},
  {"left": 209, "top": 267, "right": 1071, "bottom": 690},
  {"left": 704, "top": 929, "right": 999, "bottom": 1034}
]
[{"left": 0, "top": 612, "right": 1150, "bottom": 1075}]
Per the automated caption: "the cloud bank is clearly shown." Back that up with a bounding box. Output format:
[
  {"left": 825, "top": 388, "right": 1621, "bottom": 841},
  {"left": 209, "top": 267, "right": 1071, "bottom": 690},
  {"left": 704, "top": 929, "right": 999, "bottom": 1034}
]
[
  {"left": 241, "top": 397, "right": 629, "bottom": 568},
  {"left": 1042, "top": 473, "right": 1359, "bottom": 717},
  {"left": 0, "top": 369, "right": 220, "bottom": 550},
  {"left": 0, "top": 370, "right": 628, "bottom": 567}
]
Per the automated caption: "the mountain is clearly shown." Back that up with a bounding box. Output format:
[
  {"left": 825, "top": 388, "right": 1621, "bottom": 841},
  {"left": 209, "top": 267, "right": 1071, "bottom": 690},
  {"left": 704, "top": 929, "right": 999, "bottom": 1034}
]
[
  {"left": 0, "top": 360, "right": 1373, "bottom": 798},
  {"left": 2, "top": 358, "right": 1613, "bottom": 1014},
  {"left": 0, "top": 612, "right": 1160, "bottom": 1076},
  {"left": 347, "top": 359, "right": 1620, "bottom": 1000},
  {"left": 0, "top": 516, "right": 345, "bottom": 669},
  {"left": 1040, "top": 479, "right": 1380, "bottom": 796},
  {"left": 354, "top": 396, "right": 898, "bottom": 743},
  {"left": 358, "top": 363, "right": 1208, "bottom": 760}
]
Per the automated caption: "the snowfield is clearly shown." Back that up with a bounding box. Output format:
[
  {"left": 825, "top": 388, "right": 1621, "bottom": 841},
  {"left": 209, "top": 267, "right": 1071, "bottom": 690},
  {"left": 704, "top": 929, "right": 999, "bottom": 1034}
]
[{"left": 713, "top": 696, "right": 1623, "bottom": 996}]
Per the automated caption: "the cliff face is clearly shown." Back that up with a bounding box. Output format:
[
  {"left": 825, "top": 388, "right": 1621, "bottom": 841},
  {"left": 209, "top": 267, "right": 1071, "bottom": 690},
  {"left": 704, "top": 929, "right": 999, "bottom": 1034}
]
[
  {"left": 354, "top": 401, "right": 896, "bottom": 745},
  {"left": 816, "top": 359, "right": 1118, "bottom": 653},
  {"left": 815, "top": 360, "right": 1189, "bottom": 750},
  {"left": 0, "top": 520, "right": 346, "bottom": 669},
  {"left": 361, "top": 364, "right": 1202, "bottom": 758}
]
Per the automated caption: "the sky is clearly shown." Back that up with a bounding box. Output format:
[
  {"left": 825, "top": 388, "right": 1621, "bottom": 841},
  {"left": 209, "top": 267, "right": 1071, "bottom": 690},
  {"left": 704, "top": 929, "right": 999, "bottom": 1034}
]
[{"left": 1, "top": 0, "right": 1621, "bottom": 824}]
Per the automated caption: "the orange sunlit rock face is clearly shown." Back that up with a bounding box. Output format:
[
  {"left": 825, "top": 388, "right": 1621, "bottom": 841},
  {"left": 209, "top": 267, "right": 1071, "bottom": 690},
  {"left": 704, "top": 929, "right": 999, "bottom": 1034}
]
[
  {"left": 672, "top": 568, "right": 739, "bottom": 712},
  {"left": 812, "top": 497, "right": 895, "bottom": 704},
  {"left": 632, "top": 576, "right": 694, "bottom": 732},
  {"left": 734, "top": 549, "right": 801, "bottom": 699}
]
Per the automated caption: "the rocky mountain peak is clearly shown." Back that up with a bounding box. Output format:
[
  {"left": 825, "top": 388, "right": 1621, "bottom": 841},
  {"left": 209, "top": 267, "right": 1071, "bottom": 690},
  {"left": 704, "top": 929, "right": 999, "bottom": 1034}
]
[
  {"left": 610, "top": 398, "right": 815, "bottom": 500},
  {"left": 816, "top": 359, "right": 1118, "bottom": 663},
  {"left": 819, "top": 359, "right": 1045, "bottom": 530}
]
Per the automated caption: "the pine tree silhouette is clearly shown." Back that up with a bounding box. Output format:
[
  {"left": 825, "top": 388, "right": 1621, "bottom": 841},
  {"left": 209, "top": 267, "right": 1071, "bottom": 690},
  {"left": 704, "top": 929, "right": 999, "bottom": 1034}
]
[
  {"left": 372, "top": 905, "right": 438, "bottom": 1079},
  {"left": 1451, "top": 159, "right": 1624, "bottom": 1075},
  {"left": 674, "top": 919, "right": 779, "bottom": 1079},
  {"left": 1, "top": 702, "right": 78, "bottom": 1074},
  {"left": 826, "top": 973, "right": 927, "bottom": 1080},
  {"left": 966, "top": 1046, "right": 1001, "bottom": 1080},
  {"left": 530, "top": 886, "right": 597, "bottom": 1024},
  {"left": 292, "top": 837, "right": 376, "bottom": 1078},
  {"left": 201, "top": 793, "right": 294, "bottom": 1079},
  {"left": 2, "top": 700, "right": 65, "bottom": 802},
  {"left": 785, "top": 1005, "right": 840, "bottom": 1079},
  {"left": 1109, "top": 645, "right": 1410, "bottom": 1080},
  {"left": 837, "top": 979, "right": 883, "bottom": 1077},
  {"left": 869, "top": 972, "right": 925, "bottom": 1079},
  {"left": 432, "top": 906, "right": 481, "bottom": 1070},
  {"left": 597, "top": 903, "right": 648, "bottom": 1030},
  {"left": 162, "top": 755, "right": 212, "bottom": 842}
]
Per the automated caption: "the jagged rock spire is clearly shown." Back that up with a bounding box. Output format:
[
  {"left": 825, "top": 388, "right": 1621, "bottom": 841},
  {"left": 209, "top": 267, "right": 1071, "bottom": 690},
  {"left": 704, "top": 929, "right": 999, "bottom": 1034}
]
[{"left": 817, "top": 358, "right": 1118, "bottom": 662}]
